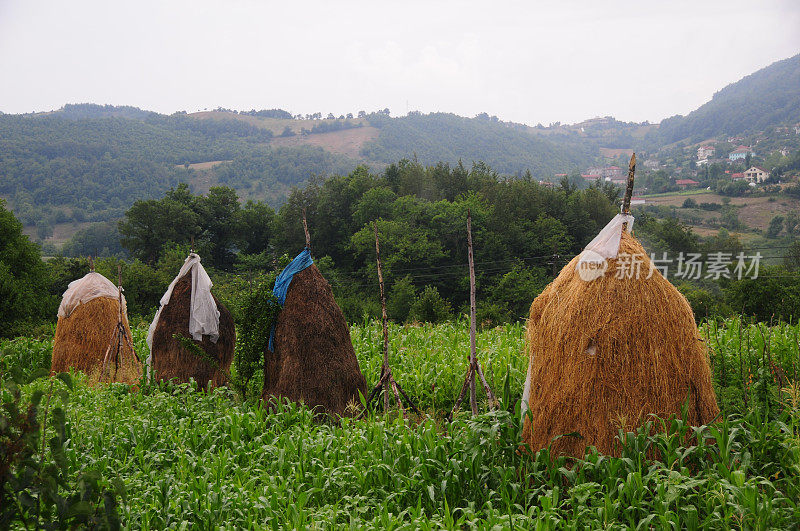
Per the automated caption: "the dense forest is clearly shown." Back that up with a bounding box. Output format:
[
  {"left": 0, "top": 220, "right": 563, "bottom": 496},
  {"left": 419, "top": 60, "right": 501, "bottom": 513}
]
[
  {"left": 652, "top": 52, "right": 800, "bottom": 144},
  {"left": 361, "top": 112, "right": 598, "bottom": 176},
  {"left": 0, "top": 107, "right": 358, "bottom": 225}
]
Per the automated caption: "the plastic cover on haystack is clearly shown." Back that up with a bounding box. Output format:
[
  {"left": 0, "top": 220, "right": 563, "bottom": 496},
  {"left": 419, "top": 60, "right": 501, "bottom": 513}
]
[
  {"left": 575, "top": 213, "right": 634, "bottom": 281},
  {"left": 57, "top": 272, "right": 124, "bottom": 318},
  {"left": 146, "top": 253, "right": 220, "bottom": 362}
]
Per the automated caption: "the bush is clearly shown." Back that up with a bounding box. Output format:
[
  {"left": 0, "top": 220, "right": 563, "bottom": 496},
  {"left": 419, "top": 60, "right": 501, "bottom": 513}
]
[
  {"left": 0, "top": 201, "right": 55, "bottom": 338},
  {"left": 682, "top": 197, "right": 698, "bottom": 208},
  {"left": 387, "top": 276, "right": 416, "bottom": 322},
  {"left": 409, "top": 286, "right": 452, "bottom": 323}
]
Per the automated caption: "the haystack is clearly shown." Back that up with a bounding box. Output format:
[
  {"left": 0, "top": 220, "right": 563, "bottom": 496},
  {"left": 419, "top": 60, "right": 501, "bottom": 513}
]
[
  {"left": 147, "top": 253, "right": 234, "bottom": 388},
  {"left": 262, "top": 249, "right": 367, "bottom": 416},
  {"left": 51, "top": 272, "right": 142, "bottom": 385},
  {"left": 521, "top": 216, "right": 719, "bottom": 458}
]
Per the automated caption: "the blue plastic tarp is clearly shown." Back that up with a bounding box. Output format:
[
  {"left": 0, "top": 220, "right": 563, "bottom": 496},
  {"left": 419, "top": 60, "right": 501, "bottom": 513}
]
[{"left": 269, "top": 248, "right": 314, "bottom": 351}]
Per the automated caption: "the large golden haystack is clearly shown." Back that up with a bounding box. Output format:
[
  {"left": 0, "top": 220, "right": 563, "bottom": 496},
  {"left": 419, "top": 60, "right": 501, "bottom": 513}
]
[
  {"left": 522, "top": 231, "right": 719, "bottom": 457},
  {"left": 51, "top": 297, "right": 142, "bottom": 385}
]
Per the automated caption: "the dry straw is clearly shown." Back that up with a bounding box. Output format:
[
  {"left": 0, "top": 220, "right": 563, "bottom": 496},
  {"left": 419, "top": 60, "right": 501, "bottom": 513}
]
[
  {"left": 263, "top": 265, "right": 367, "bottom": 416},
  {"left": 51, "top": 297, "right": 142, "bottom": 385},
  {"left": 522, "top": 231, "right": 719, "bottom": 457},
  {"left": 149, "top": 273, "right": 235, "bottom": 388}
]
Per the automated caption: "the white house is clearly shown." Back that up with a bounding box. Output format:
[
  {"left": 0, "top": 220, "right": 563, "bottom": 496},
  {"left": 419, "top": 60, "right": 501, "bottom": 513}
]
[
  {"left": 697, "top": 145, "right": 714, "bottom": 160},
  {"left": 742, "top": 167, "right": 769, "bottom": 183}
]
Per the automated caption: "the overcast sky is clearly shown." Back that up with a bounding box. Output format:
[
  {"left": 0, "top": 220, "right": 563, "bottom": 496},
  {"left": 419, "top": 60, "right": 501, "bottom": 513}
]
[{"left": 1, "top": 0, "right": 798, "bottom": 125}]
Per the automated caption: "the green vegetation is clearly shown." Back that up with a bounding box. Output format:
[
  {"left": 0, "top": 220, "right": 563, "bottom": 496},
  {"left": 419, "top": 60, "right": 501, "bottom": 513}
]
[
  {"left": 0, "top": 201, "right": 55, "bottom": 337},
  {"left": 362, "top": 112, "right": 597, "bottom": 177},
  {"left": 2, "top": 318, "right": 799, "bottom": 528}
]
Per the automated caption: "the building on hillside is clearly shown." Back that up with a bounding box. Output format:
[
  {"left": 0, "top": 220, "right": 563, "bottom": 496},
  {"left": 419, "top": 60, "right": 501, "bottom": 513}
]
[
  {"left": 643, "top": 159, "right": 660, "bottom": 169},
  {"left": 729, "top": 146, "right": 754, "bottom": 161},
  {"left": 697, "top": 145, "right": 715, "bottom": 160},
  {"left": 742, "top": 167, "right": 769, "bottom": 183},
  {"left": 697, "top": 158, "right": 709, "bottom": 166},
  {"left": 582, "top": 173, "right": 602, "bottom": 182},
  {"left": 602, "top": 166, "right": 625, "bottom": 180},
  {"left": 731, "top": 172, "right": 746, "bottom": 181},
  {"left": 630, "top": 197, "right": 646, "bottom": 206},
  {"left": 675, "top": 179, "right": 699, "bottom": 190}
]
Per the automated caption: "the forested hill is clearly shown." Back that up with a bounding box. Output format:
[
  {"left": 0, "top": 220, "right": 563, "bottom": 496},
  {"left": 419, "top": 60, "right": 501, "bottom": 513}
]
[
  {"left": 651, "top": 52, "right": 800, "bottom": 145},
  {"left": 360, "top": 112, "right": 598, "bottom": 175},
  {"left": 0, "top": 105, "right": 604, "bottom": 227}
]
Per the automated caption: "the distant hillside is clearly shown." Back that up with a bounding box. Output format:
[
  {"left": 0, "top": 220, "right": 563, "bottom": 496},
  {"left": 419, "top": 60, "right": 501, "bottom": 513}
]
[
  {"left": 0, "top": 108, "right": 357, "bottom": 225},
  {"left": 652, "top": 53, "right": 800, "bottom": 145},
  {"left": 360, "top": 112, "right": 598, "bottom": 177}
]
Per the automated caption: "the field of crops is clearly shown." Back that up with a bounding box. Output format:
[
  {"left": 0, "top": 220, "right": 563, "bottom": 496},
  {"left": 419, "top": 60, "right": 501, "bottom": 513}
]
[{"left": 2, "top": 318, "right": 800, "bottom": 528}]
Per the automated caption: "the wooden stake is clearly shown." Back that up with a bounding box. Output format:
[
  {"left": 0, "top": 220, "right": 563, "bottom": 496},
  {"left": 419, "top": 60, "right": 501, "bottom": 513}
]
[
  {"left": 302, "top": 208, "right": 311, "bottom": 252},
  {"left": 467, "top": 210, "right": 478, "bottom": 415},
  {"left": 622, "top": 153, "right": 636, "bottom": 215},
  {"left": 361, "top": 220, "right": 424, "bottom": 419},
  {"left": 449, "top": 209, "right": 497, "bottom": 420},
  {"left": 375, "top": 221, "right": 390, "bottom": 412}
]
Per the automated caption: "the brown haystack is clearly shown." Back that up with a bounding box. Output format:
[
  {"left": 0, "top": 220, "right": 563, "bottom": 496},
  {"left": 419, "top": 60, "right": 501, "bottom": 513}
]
[
  {"left": 51, "top": 297, "right": 142, "bottom": 385},
  {"left": 522, "top": 231, "right": 719, "bottom": 457},
  {"left": 149, "top": 273, "right": 235, "bottom": 388},
  {"left": 262, "top": 264, "right": 368, "bottom": 416}
]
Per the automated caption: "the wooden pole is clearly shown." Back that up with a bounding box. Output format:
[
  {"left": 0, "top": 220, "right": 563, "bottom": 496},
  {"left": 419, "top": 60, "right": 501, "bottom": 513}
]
[
  {"left": 622, "top": 153, "right": 636, "bottom": 215},
  {"left": 374, "top": 221, "right": 390, "bottom": 412},
  {"left": 302, "top": 208, "right": 311, "bottom": 252},
  {"left": 448, "top": 210, "right": 497, "bottom": 420},
  {"left": 467, "top": 209, "right": 478, "bottom": 415}
]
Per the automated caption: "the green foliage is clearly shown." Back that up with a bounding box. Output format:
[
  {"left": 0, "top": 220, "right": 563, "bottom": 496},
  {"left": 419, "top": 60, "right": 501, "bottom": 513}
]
[
  {"left": 2, "top": 318, "right": 800, "bottom": 527},
  {"left": 0, "top": 201, "right": 55, "bottom": 338},
  {"left": 227, "top": 274, "right": 281, "bottom": 401},
  {"left": 1, "top": 371, "right": 122, "bottom": 528},
  {"left": 723, "top": 265, "right": 800, "bottom": 322},
  {"left": 767, "top": 215, "right": 785, "bottom": 238},
  {"left": 409, "top": 286, "right": 452, "bottom": 323},
  {"left": 362, "top": 112, "right": 597, "bottom": 178},
  {"left": 682, "top": 197, "right": 698, "bottom": 208},
  {"left": 386, "top": 275, "right": 416, "bottom": 322}
]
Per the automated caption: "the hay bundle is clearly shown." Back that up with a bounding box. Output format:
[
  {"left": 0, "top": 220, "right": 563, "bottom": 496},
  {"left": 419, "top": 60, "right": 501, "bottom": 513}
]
[
  {"left": 262, "top": 264, "right": 367, "bottom": 416},
  {"left": 51, "top": 273, "right": 141, "bottom": 385},
  {"left": 522, "top": 231, "right": 719, "bottom": 457},
  {"left": 148, "top": 252, "right": 235, "bottom": 388}
]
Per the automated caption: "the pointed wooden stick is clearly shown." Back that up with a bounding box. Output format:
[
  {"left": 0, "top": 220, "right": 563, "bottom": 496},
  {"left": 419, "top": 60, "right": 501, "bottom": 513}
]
[
  {"left": 449, "top": 209, "right": 497, "bottom": 420},
  {"left": 302, "top": 208, "right": 311, "bottom": 251},
  {"left": 374, "top": 221, "right": 391, "bottom": 412},
  {"left": 622, "top": 153, "right": 636, "bottom": 215},
  {"left": 467, "top": 209, "right": 478, "bottom": 415}
]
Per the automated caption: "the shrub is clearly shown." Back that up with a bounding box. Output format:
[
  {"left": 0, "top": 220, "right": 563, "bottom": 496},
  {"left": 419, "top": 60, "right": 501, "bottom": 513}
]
[
  {"left": 387, "top": 276, "right": 416, "bottom": 322},
  {"left": 409, "top": 286, "right": 452, "bottom": 323}
]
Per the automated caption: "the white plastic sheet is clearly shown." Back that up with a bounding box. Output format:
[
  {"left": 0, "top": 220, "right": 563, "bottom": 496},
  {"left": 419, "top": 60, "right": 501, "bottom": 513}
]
[
  {"left": 146, "top": 253, "right": 220, "bottom": 369},
  {"left": 57, "top": 272, "right": 124, "bottom": 318},
  {"left": 575, "top": 213, "right": 634, "bottom": 281}
]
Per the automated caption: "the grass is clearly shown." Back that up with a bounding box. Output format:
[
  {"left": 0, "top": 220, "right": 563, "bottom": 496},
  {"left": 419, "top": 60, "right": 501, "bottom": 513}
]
[{"left": 2, "top": 317, "right": 800, "bottom": 528}]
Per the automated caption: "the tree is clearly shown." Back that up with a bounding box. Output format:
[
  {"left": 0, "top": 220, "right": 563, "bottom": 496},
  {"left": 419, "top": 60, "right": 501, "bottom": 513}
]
[
  {"left": 387, "top": 275, "right": 416, "bottom": 322},
  {"left": 0, "top": 200, "right": 54, "bottom": 337},
  {"left": 766, "top": 215, "right": 784, "bottom": 238},
  {"left": 118, "top": 189, "right": 199, "bottom": 264},
  {"left": 196, "top": 187, "right": 241, "bottom": 269}
]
